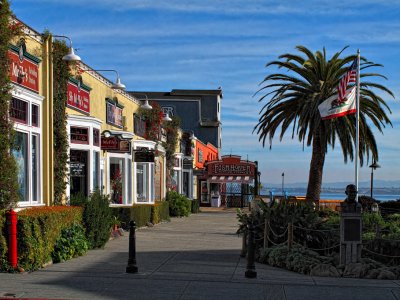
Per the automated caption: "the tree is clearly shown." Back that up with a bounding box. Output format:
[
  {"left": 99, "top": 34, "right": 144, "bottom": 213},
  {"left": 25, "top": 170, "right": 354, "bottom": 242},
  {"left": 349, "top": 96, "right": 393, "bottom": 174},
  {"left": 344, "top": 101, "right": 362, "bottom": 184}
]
[
  {"left": 254, "top": 46, "right": 394, "bottom": 205},
  {"left": 0, "top": 1, "right": 19, "bottom": 209}
]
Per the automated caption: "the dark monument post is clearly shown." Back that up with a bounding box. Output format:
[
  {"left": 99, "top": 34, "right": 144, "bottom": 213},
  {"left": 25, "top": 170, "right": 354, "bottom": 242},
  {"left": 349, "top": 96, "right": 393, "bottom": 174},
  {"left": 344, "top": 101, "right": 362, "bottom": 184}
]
[{"left": 340, "top": 184, "right": 362, "bottom": 265}]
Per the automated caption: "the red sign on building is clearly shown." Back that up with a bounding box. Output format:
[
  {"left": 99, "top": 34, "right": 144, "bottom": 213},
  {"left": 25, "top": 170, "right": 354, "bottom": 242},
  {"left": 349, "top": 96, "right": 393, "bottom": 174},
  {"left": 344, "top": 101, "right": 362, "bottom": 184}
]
[
  {"left": 101, "top": 137, "right": 131, "bottom": 153},
  {"left": 207, "top": 155, "right": 256, "bottom": 177},
  {"left": 67, "top": 80, "right": 90, "bottom": 114},
  {"left": 8, "top": 46, "right": 40, "bottom": 93}
]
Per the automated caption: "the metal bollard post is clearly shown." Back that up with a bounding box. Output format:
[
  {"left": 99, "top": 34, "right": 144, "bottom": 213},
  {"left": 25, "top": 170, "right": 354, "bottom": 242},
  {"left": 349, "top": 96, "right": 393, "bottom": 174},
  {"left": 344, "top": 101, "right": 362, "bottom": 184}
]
[
  {"left": 245, "top": 223, "right": 257, "bottom": 278},
  {"left": 126, "top": 220, "right": 138, "bottom": 273},
  {"left": 240, "top": 231, "right": 247, "bottom": 257}
]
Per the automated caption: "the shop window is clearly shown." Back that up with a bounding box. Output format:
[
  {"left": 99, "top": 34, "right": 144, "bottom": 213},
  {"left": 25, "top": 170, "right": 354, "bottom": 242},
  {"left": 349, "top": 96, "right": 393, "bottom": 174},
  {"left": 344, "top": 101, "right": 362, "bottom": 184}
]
[
  {"left": 10, "top": 98, "right": 28, "bottom": 124},
  {"left": 31, "top": 104, "right": 39, "bottom": 127},
  {"left": 110, "top": 157, "right": 125, "bottom": 204},
  {"left": 93, "top": 151, "right": 100, "bottom": 190},
  {"left": 12, "top": 132, "right": 28, "bottom": 202},
  {"left": 70, "top": 127, "right": 89, "bottom": 144},
  {"left": 31, "top": 134, "right": 39, "bottom": 202},
  {"left": 93, "top": 128, "right": 100, "bottom": 146},
  {"left": 136, "top": 163, "right": 148, "bottom": 202},
  {"left": 70, "top": 150, "right": 88, "bottom": 197}
]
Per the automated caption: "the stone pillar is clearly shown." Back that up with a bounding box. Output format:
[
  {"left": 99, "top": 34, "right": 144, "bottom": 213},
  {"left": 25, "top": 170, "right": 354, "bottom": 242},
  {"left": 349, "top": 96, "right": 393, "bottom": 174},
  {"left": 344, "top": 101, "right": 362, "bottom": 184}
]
[{"left": 340, "top": 202, "right": 362, "bottom": 265}]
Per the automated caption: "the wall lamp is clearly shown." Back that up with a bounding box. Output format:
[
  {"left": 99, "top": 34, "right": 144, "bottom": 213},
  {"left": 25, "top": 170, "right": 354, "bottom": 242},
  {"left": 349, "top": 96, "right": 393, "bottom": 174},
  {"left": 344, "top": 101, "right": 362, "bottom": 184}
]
[
  {"left": 134, "top": 93, "right": 152, "bottom": 110},
  {"left": 52, "top": 35, "right": 81, "bottom": 62},
  {"left": 80, "top": 68, "right": 126, "bottom": 90},
  {"left": 162, "top": 112, "right": 172, "bottom": 122}
]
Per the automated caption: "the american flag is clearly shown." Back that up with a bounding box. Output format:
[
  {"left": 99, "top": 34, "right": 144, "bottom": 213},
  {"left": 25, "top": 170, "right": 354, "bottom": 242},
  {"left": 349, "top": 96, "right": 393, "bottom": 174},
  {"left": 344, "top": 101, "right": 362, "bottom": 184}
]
[{"left": 338, "top": 58, "right": 358, "bottom": 104}]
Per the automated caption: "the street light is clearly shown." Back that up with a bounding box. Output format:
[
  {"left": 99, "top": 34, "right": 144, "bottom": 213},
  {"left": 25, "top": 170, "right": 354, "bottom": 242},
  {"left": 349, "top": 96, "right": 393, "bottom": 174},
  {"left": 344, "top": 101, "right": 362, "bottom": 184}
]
[
  {"left": 133, "top": 93, "right": 152, "bottom": 110},
  {"left": 369, "top": 160, "right": 380, "bottom": 199},
  {"left": 281, "top": 172, "right": 285, "bottom": 196}
]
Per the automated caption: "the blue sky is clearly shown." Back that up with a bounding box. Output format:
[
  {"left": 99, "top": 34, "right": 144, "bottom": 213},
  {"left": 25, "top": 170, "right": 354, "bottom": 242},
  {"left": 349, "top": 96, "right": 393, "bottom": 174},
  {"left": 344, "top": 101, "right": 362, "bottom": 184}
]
[{"left": 11, "top": 0, "right": 400, "bottom": 185}]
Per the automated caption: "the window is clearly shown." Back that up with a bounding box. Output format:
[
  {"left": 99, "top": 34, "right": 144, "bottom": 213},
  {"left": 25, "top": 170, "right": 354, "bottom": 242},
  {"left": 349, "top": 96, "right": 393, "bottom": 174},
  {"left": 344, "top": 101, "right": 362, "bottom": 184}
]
[
  {"left": 70, "top": 127, "right": 89, "bottom": 144},
  {"left": 110, "top": 157, "right": 125, "bottom": 204},
  {"left": 93, "top": 151, "right": 100, "bottom": 190},
  {"left": 12, "top": 132, "right": 28, "bottom": 202},
  {"left": 136, "top": 163, "right": 148, "bottom": 202},
  {"left": 10, "top": 98, "right": 28, "bottom": 124},
  {"left": 31, "top": 134, "right": 39, "bottom": 202},
  {"left": 93, "top": 128, "right": 100, "bottom": 146},
  {"left": 31, "top": 104, "right": 39, "bottom": 127},
  {"left": 134, "top": 115, "right": 146, "bottom": 137}
]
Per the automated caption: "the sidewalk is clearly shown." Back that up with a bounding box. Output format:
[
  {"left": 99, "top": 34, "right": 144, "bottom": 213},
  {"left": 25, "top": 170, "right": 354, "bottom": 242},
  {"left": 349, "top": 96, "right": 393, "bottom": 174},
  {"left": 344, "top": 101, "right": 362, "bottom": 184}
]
[{"left": 0, "top": 207, "right": 399, "bottom": 300}]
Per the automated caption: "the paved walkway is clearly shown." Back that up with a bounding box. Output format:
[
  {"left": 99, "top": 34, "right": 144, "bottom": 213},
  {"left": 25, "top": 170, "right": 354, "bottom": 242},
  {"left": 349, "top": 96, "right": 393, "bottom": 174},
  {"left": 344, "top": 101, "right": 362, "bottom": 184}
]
[{"left": 0, "top": 207, "right": 399, "bottom": 300}]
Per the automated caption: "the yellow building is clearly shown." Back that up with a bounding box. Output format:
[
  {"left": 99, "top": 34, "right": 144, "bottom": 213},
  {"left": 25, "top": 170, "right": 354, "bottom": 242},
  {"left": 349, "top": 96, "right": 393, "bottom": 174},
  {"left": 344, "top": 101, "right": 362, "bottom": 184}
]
[{"left": 9, "top": 18, "right": 167, "bottom": 208}]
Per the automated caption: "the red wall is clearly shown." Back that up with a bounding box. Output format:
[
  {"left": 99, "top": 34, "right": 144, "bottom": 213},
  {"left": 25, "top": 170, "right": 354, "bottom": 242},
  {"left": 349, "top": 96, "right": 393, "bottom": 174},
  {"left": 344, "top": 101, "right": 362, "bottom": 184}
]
[{"left": 195, "top": 140, "right": 218, "bottom": 169}]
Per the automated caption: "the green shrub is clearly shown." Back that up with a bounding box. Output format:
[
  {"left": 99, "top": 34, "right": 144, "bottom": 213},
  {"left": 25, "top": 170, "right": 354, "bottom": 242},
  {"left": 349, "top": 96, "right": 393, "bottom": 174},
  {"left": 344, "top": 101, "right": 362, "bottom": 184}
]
[
  {"left": 70, "top": 192, "right": 88, "bottom": 207},
  {"left": 82, "top": 190, "right": 112, "bottom": 249},
  {"left": 52, "top": 223, "right": 88, "bottom": 263},
  {"left": 167, "top": 191, "right": 191, "bottom": 217},
  {"left": 152, "top": 201, "right": 170, "bottom": 224},
  {"left": 131, "top": 205, "right": 152, "bottom": 227},
  {"left": 0, "top": 213, "right": 9, "bottom": 270},
  {"left": 111, "top": 207, "right": 131, "bottom": 230},
  {"left": 191, "top": 199, "right": 200, "bottom": 214},
  {"left": 17, "top": 206, "right": 83, "bottom": 271}
]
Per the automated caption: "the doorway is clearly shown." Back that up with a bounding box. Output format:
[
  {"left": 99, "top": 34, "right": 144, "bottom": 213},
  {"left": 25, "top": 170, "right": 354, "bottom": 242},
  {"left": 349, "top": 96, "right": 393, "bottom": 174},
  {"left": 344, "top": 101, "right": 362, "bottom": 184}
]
[{"left": 70, "top": 150, "right": 88, "bottom": 197}]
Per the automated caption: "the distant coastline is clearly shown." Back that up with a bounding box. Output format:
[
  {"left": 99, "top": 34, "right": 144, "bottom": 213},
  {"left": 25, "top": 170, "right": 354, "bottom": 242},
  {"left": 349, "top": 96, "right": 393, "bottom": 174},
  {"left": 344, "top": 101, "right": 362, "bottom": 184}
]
[{"left": 260, "top": 187, "right": 400, "bottom": 202}]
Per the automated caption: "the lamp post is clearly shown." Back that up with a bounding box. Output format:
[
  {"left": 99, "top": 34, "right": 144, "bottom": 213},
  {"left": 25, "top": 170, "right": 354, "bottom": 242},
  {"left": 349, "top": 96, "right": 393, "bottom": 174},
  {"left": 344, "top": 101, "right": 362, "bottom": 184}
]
[
  {"left": 369, "top": 160, "right": 380, "bottom": 199},
  {"left": 281, "top": 172, "right": 284, "bottom": 196}
]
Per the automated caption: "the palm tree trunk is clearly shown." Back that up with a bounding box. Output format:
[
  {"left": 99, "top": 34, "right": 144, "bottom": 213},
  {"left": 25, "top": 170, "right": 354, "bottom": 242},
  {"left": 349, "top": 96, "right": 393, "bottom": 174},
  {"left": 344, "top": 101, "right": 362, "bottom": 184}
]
[{"left": 306, "top": 129, "right": 326, "bottom": 206}]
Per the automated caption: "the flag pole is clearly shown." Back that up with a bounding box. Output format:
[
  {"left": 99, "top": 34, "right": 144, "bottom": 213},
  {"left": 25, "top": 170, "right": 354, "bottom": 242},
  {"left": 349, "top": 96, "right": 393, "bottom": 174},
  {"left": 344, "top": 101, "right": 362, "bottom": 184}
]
[{"left": 355, "top": 49, "right": 361, "bottom": 202}]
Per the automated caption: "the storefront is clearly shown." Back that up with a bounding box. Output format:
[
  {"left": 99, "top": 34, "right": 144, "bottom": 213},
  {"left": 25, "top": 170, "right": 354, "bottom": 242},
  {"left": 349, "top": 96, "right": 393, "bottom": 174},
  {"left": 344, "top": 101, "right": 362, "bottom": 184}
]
[
  {"left": 101, "top": 130, "right": 133, "bottom": 204},
  {"left": 132, "top": 140, "right": 165, "bottom": 204},
  {"left": 201, "top": 155, "right": 258, "bottom": 208},
  {"left": 67, "top": 115, "right": 102, "bottom": 199},
  {"left": 9, "top": 42, "right": 43, "bottom": 207}
]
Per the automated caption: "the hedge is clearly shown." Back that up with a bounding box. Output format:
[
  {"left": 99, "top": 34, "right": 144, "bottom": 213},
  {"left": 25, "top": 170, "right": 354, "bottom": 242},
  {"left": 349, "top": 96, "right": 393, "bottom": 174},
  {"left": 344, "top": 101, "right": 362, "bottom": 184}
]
[
  {"left": 111, "top": 202, "right": 170, "bottom": 229},
  {"left": 0, "top": 213, "right": 8, "bottom": 270},
  {"left": 17, "top": 206, "right": 83, "bottom": 271},
  {"left": 191, "top": 199, "right": 200, "bottom": 214}
]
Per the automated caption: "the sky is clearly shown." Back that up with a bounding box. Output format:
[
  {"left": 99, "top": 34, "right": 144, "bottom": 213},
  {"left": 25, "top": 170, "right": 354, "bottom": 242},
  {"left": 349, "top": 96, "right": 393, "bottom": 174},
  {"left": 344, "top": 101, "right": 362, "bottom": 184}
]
[{"left": 10, "top": 0, "right": 400, "bottom": 186}]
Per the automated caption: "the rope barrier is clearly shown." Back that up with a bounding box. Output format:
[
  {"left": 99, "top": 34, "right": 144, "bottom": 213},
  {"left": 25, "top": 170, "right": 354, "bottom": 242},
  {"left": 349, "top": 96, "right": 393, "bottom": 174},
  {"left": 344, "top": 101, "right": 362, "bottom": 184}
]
[
  {"left": 362, "top": 247, "right": 400, "bottom": 258},
  {"left": 292, "top": 241, "right": 341, "bottom": 251},
  {"left": 292, "top": 225, "right": 340, "bottom": 233},
  {"left": 266, "top": 234, "right": 287, "bottom": 246},
  {"left": 268, "top": 221, "right": 288, "bottom": 238}
]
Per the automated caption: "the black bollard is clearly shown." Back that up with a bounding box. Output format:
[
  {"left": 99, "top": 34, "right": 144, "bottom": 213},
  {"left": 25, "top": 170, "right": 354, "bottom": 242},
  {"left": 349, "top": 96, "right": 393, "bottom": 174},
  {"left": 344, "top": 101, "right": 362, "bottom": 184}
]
[
  {"left": 240, "top": 231, "right": 247, "bottom": 258},
  {"left": 245, "top": 222, "right": 257, "bottom": 278},
  {"left": 126, "top": 220, "right": 138, "bottom": 273}
]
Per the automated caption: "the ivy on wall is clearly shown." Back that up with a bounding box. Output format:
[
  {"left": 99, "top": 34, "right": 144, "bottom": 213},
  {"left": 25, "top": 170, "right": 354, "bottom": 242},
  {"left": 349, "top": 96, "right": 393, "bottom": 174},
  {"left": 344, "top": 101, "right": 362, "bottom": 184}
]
[
  {"left": 138, "top": 101, "right": 181, "bottom": 189},
  {"left": 51, "top": 37, "right": 73, "bottom": 205},
  {"left": 0, "top": 1, "right": 20, "bottom": 210}
]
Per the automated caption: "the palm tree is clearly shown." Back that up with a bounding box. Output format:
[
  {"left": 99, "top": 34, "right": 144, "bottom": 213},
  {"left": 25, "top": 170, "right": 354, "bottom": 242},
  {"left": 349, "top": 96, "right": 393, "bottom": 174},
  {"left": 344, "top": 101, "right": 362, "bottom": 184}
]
[{"left": 254, "top": 46, "right": 394, "bottom": 204}]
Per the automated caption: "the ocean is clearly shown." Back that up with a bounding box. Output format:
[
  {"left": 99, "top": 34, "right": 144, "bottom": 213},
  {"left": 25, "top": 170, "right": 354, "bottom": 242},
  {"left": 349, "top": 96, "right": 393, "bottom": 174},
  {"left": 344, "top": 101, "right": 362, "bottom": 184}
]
[{"left": 260, "top": 188, "right": 400, "bottom": 202}]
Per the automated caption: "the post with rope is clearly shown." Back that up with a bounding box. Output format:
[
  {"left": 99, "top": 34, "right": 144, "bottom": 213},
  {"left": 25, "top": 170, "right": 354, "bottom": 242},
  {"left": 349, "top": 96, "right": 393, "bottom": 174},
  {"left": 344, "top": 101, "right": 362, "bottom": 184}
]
[
  {"left": 245, "top": 222, "right": 257, "bottom": 278},
  {"left": 240, "top": 231, "right": 247, "bottom": 258},
  {"left": 263, "top": 216, "right": 269, "bottom": 251}
]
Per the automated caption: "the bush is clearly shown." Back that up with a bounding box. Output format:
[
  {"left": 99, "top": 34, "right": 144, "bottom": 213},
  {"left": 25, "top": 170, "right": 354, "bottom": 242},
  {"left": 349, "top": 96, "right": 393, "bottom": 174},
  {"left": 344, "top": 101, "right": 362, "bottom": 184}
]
[
  {"left": 51, "top": 223, "right": 89, "bottom": 263},
  {"left": 191, "top": 199, "right": 200, "bottom": 214},
  {"left": 131, "top": 205, "right": 152, "bottom": 227},
  {"left": 17, "top": 206, "right": 83, "bottom": 271},
  {"left": 0, "top": 213, "right": 9, "bottom": 270},
  {"left": 152, "top": 201, "right": 170, "bottom": 224},
  {"left": 167, "top": 191, "right": 191, "bottom": 217},
  {"left": 82, "top": 190, "right": 112, "bottom": 249}
]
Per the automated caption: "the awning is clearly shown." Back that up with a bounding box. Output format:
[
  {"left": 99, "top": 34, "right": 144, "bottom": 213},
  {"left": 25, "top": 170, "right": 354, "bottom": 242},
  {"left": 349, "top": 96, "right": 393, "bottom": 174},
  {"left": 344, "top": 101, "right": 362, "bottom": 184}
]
[{"left": 208, "top": 176, "right": 253, "bottom": 183}]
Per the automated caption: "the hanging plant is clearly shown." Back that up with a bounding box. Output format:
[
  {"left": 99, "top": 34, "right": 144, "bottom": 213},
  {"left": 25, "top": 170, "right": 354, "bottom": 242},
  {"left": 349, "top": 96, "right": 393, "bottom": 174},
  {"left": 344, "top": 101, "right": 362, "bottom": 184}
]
[
  {"left": 138, "top": 101, "right": 163, "bottom": 142},
  {"left": 0, "top": 1, "right": 21, "bottom": 209}
]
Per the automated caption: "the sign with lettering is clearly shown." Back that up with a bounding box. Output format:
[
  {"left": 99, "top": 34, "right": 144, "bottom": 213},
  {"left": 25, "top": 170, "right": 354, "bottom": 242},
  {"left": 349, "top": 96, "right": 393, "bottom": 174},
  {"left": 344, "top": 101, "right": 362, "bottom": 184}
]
[
  {"left": 206, "top": 155, "right": 256, "bottom": 177},
  {"left": 106, "top": 101, "right": 123, "bottom": 128},
  {"left": 8, "top": 45, "right": 40, "bottom": 93},
  {"left": 67, "top": 80, "right": 90, "bottom": 114},
  {"left": 101, "top": 136, "right": 131, "bottom": 153}
]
